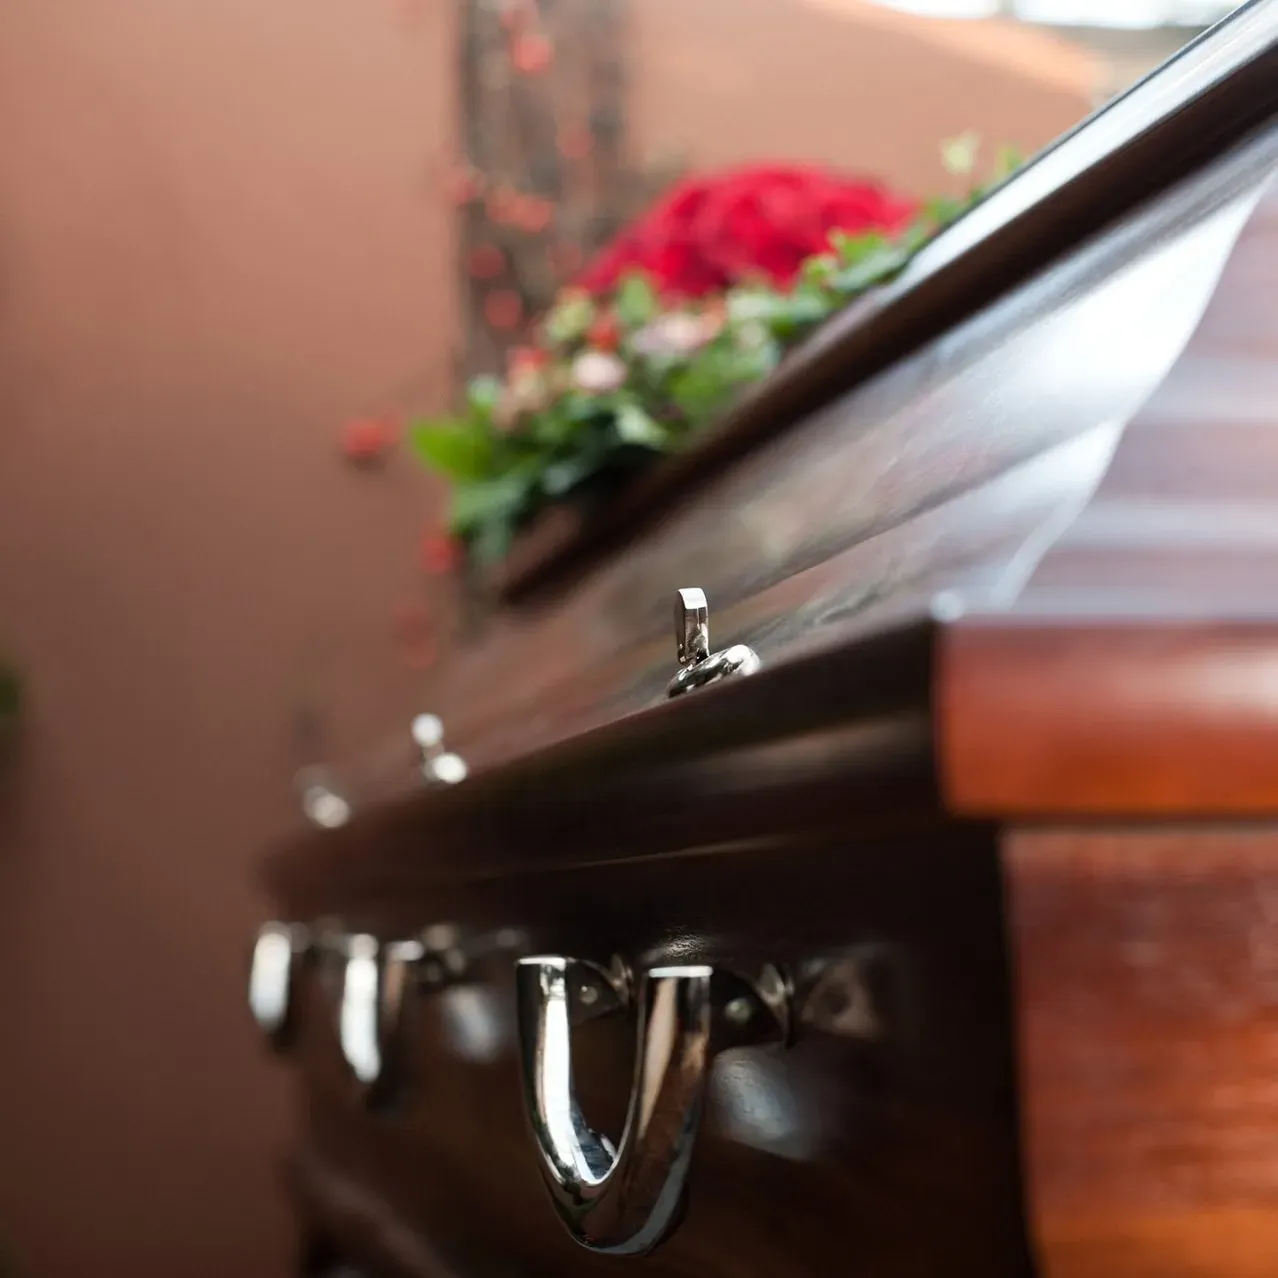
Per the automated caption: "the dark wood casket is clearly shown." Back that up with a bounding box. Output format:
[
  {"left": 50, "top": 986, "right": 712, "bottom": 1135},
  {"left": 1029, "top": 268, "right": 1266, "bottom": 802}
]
[{"left": 253, "top": 5, "right": 1278, "bottom": 1275}]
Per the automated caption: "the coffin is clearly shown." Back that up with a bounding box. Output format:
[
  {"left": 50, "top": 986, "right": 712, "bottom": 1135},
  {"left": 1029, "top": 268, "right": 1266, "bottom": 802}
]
[{"left": 255, "top": 6, "right": 1278, "bottom": 1276}]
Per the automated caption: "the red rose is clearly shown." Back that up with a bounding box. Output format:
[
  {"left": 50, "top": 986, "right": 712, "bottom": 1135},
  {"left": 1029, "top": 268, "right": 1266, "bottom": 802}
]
[{"left": 576, "top": 164, "right": 915, "bottom": 299}]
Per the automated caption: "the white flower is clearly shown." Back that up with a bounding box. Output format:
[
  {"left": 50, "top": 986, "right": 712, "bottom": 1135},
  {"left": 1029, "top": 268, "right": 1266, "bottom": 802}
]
[
  {"left": 734, "top": 320, "right": 769, "bottom": 352},
  {"left": 571, "top": 350, "right": 627, "bottom": 394},
  {"left": 631, "top": 312, "right": 711, "bottom": 358},
  {"left": 492, "top": 363, "right": 550, "bottom": 431},
  {"left": 726, "top": 290, "right": 775, "bottom": 323}
]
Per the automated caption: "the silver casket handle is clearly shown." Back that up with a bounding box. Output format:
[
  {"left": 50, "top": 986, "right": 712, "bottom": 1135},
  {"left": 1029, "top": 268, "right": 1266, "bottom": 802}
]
[
  {"left": 666, "top": 588, "right": 760, "bottom": 698},
  {"left": 515, "top": 956, "right": 786, "bottom": 1255},
  {"left": 338, "top": 925, "right": 521, "bottom": 1106},
  {"left": 248, "top": 922, "right": 310, "bottom": 1050}
]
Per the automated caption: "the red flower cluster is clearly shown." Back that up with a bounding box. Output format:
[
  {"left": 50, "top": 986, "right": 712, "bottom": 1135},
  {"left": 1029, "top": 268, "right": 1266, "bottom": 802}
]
[{"left": 577, "top": 164, "right": 916, "bottom": 299}]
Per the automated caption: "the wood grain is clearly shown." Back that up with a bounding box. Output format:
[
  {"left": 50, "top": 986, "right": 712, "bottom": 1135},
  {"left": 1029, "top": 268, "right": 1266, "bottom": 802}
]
[
  {"left": 281, "top": 834, "right": 1031, "bottom": 1278},
  {"left": 497, "top": 3, "right": 1278, "bottom": 597},
  {"left": 1005, "top": 827, "right": 1278, "bottom": 1278},
  {"left": 941, "top": 161, "right": 1278, "bottom": 817},
  {"left": 261, "top": 24, "right": 1278, "bottom": 1278},
  {"left": 939, "top": 618, "right": 1278, "bottom": 816},
  {"left": 407, "top": 129, "right": 1272, "bottom": 780}
]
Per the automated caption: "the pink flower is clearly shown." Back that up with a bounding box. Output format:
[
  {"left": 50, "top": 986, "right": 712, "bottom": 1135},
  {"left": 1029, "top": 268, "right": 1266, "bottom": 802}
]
[
  {"left": 631, "top": 312, "right": 716, "bottom": 358},
  {"left": 570, "top": 350, "right": 626, "bottom": 393},
  {"left": 494, "top": 347, "right": 553, "bottom": 429}
]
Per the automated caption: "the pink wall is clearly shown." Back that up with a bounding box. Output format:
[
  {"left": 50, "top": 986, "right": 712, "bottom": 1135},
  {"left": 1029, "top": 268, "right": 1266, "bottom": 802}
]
[
  {"left": 0, "top": 2, "right": 454, "bottom": 1273},
  {"left": 636, "top": 0, "right": 1095, "bottom": 195}
]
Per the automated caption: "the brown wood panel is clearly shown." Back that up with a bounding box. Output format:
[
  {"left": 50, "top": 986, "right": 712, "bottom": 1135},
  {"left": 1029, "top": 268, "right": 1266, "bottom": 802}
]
[
  {"left": 498, "top": 0, "right": 1278, "bottom": 597},
  {"left": 1007, "top": 164, "right": 1278, "bottom": 616},
  {"left": 277, "top": 833, "right": 1030, "bottom": 1278},
  {"left": 417, "top": 129, "right": 1268, "bottom": 776},
  {"left": 939, "top": 618, "right": 1278, "bottom": 817},
  {"left": 260, "top": 33, "right": 1278, "bottom": 1278},
  {"left": 941, "top": 153, "right": 1278, "bottom": 817},
  {"left": 1005, "top": 827, "right": 1278, "bottom": 1278}
]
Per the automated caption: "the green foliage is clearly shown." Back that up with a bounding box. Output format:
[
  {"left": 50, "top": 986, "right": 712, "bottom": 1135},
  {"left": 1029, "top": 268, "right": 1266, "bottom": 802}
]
[
  {"left": 615, "top": 274, "right": 659, "bottom": 327},
  {"left": 413, "top": 139, "right": 1019, "bottom": 565}
]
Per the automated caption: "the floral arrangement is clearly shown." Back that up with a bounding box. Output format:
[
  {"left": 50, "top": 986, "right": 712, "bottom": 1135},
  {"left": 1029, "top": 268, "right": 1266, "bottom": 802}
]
[{"left": 413, "top": 140, "right": 1019, "bottom": 567}]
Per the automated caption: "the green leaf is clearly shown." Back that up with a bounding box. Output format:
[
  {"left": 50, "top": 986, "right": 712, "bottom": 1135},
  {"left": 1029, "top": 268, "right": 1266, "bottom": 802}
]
[
  {"left": 540, "top": 453, "right": 599, "bottom": 497},
  {"left": 410, "top": 419, "right": 493, "bottom": 483},
  {"left": 448, "top": 469, "right": 533, "bottom": 533},
  {"left": 668, "top": 343, "right": 770, "bottom": 427},
  {"left": 766, "top": 288, "right": 832, "bottom": 340},
  {"left": 829, "top": 229, "right": 888, "bottom": 265},
  {"left": 992, "top": 143, "right": 1024, "bottom": 183},
  {"left": 528, "top": 406, "right": 576, "bottom": 447},
  {"left": 799, "top": 253, "right": 837, "bottom": 287},
  {"left": 614, "top": 273, "right": 659, "bottom": 328},
  {"left": 468, "top": 518, "right": 515, "bottom": 567},
  {"left": 726, "top": 288, "right": 783, "bottom": 324},
  {"left": 614, "top": 402, "right": 668, "bottom": 450},
  {"left": 561, "top": 393, "right": 613, "bottom": 425},
  {"left": 923, "top": 195, "right": 967, "bottom": 227},
  {"left": 466, "top": 375, "right": 502, "bottom": 418},
  {"left": 543, "top": 292, "right": 595, "bottom": 346},
  {"left": 668, "top": 365, "right": 725, "bottom": 426},
  {"left": 898, "top": 217, "right": 936, "bottom": 255},
  {"left": 830, "top": 243, "right": 909, "bottom": 296}
]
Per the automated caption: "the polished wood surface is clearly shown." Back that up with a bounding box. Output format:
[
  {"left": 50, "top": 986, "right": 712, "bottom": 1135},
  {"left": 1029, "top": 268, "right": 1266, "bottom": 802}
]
[
  {"left": 291, "top": 118, "right": 1278, "bottom": 805},
  {"left": 498, "top": 0, "right": 1278, "bottom": 598},
  {"left": 260, "top": 11, "right": 1278, "bottom": 1277},
  {"left": 941, "top": 168, "right": 1278, "bottom": 815},
  {"left": 1006, "top": 828, "right": 1278, "bottom": 1278},
  {"left": 941, "top": 618, "right": 1278, "bottom": 815},
  {"left": 281, "top": 834, "right": 1030, "bottom": 1278}
]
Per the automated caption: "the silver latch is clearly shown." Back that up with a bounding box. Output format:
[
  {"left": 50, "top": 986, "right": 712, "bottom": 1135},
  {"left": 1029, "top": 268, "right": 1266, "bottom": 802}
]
[
  {"left": 411, "top": 713, "right": 468, "bottom": 785},
  {"left": 667, "top": 587, "right": 761, "bottom": 698}
]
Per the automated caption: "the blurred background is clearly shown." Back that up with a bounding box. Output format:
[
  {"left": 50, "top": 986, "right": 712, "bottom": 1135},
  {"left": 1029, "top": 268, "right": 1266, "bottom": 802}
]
[{"left": 0, "top": 1, "right": 1240, "bottom": 1274}]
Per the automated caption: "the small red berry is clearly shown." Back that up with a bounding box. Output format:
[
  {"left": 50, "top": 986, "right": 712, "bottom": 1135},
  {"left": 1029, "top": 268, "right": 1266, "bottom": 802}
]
[
  {"left": 484, "top": 289, "right": 523, "bottom": 331},
  {"left": 511, "top": 32, "right": 552, "bottom": 74},
  {"left": 446, "top": 165, "right": 482, "bottom": 206},
  {"left": 419, "top": 530, "right": 460, "bottom": 575},
  {"left": 485, "top": 185, "right": 517, "bottom": 225},
  {"left": 466, "top": 242, "right": 506, "bottom": 280},
  {"left": 340, "top": 417, "right": 396, "bottom": 463},
  {"left": 508, "top": 344, "right": 550, "bottom": 374},
  {"left": 586, "top": 313, "right": 621, "bottom": 352},
  {"left": 516, "top": 196, "right": 554, "bottom": 234}
]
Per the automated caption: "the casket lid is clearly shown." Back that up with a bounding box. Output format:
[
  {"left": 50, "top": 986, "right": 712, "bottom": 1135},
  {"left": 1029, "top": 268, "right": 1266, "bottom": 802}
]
[
  {"left": 502, "top": 0, "right": 1278, "bottom": 599},
  {"left": 266, "top": 3, "right": 1278, "bottom": 904}
]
